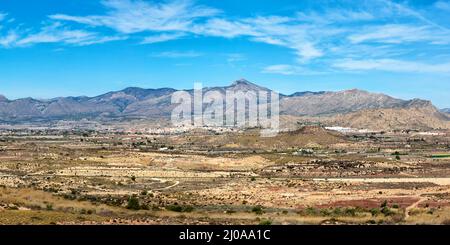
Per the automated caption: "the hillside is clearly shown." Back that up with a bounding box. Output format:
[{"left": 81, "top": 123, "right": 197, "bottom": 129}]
[
  {"left": 325, "top": 101, "right": 450, "bottom": 130},
  {"left": 175, "top": 125, "right": 347, "bottom": 150},
  {"left": 280, "top": 89, "right": 415, "bottom": 116}
]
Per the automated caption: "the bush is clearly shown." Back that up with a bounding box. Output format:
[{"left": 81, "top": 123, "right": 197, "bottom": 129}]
[
  {"left": 140, "top": 204, "right": 149, "bottom": 210},
  {"left": 167, "top": 205, "right": 182, "bottom": 212},
  {"left": 126, "top": 196, "right": 140, "bottom": 210},
  {"left": 166, "top": 204, "right": 194, "bottom": 212},
  {"left": 259, "top": 219, "right": 272, "bottom": 225},
  {"left": 332, "top": 207, "right": 342, "bottom": 216},
  {"left": 251, "top": 205, "right": 264, "bottom": 215},
  {"left": 381, "top": 206, "right": 395, "bottom": 216},
  {"left": 46, "top": 204, "right": 53, "bottom": 211},
  {"left": 305, "top": 207, "right": 319, "bottom": 216},
  {"left": 183, "top": 206, "right": 194, "bottom": 212},
  {"left": 344, "top": 208, "right": 357, "bottom": 216},
  {"left": 320, "top": 209, "right": 331, "bottom": 216},
  {"left": 370, "top": 208, "right": 380, "bottom": 216}
]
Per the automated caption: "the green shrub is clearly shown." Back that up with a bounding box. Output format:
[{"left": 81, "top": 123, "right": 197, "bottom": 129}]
[
  {"left": 370, "top": 208, "right": 380, "bottom": 216},
  {"left": 251, "top": 205, "right": 264, "bottom": 215},
  {"left": 126, "top": 196, "right": 140, "bottom": 210},
  {"left": 46, "top": 204, "right": 53, "bottom": 211},
  {"left": 344, "top": 208, "right": 357, "bottom": 216},
  {"left": 320, "top": 209, "right": 331, "bottom": 216},
  {"left": 381, "top": 206, "right": 394, "bottom": 216},
  {"left": 332, "top": 207, "right": 343, "bottom": 216},
  {"left": 166, "top": 205, "right": 182, "bottom": 212},
  {"left": 305, "top": 207, "right": 319, "bottom": 216},
  {"left": 259, "top": 219, "right": 272, "bottom": 225},
  {"left": 166, "top": 204, "right": 194, "bottom": 212}
]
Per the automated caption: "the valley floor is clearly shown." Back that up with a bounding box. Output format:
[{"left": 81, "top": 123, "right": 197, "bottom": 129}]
[{"left": 0, "top": 127, "right": 449, "bottom": 225}]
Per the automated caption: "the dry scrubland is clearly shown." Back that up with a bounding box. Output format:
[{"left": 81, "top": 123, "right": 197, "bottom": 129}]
[{"left": 0, "top": 126, "right": 450, "bottom": 225}]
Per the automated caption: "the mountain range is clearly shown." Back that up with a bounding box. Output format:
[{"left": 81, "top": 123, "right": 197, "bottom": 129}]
[{"left": 0, "top": 79, "right": 448, "bottom": 130}]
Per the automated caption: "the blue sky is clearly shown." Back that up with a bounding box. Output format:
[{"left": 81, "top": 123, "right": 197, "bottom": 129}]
[{"left": 0, "top": 0, "right": 450, "bottom": 108}]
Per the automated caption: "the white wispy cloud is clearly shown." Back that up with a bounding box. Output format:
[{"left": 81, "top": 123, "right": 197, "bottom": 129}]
[
  {"left": 141, "top": 32, "right": 185, "bottom": 44},
  {"left": 333, "top": 59, "right": 450, "bottom": 74},
  {"left": 0, "top": 12, "right": 6, "bottom": 22},
  {"left": 192, "top": 18, "right": 259, "bottom": 38},
  {"left": 297, "top": 9, "right": 374, "bottom": 24},
  {"left": 45, "top": 0, "right": 450, "bottom": 66},
  {"left": 226, "top": 53, "right": 246, "bottom": 63},
  {"left": 51, "top": 3, "right": 327, "bottom": 62},
  {"left": 348, "top": 24, "right": 450, "bottom": 44},
  {"left": 151, "top": 50, "right": 202, "bottom": 58},
  {"left": 3, "top": 23, "right": 126, "bottom": 47},
  {"left": 262, "top": 64, "right": 325, "bottom": 75},
  {"left": 49, "top": 0, "right": 220, "bottom": 34},
  {"left": 435, "top": 1, "right": 450, "bottom": 12},
  {"left": 0, "top": 30, "right": 19, "bottom": 48},
  {"left": 2, "top": 0, "right": 450, "bottom": 76},
  {"left": 262, "top": 64, "right": 299, "bottom": 75},
  {"left": 380, "top": 0, "right": 448, "bottom": 30},
  {"left": 192, "top": 16, "right": 326, "bottom": 62}
]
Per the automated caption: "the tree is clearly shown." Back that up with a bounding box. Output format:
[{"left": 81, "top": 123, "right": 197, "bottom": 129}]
[{"left": 126, "top": 196, "right": 140, "bottom": 210}]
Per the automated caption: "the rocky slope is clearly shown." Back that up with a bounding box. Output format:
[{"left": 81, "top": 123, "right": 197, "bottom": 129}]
[
  {"left": 326, "top": 101, "right": 449, "bottom": 130},
  {"left": 280, "top": 89, "right": 413, "bottom": 116}
]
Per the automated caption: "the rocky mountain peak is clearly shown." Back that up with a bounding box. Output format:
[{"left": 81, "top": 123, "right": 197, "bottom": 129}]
[
  {"left": 404, "top": 98, "right": 433, "bottom": 108},
  {"left": 0, "top": 94, "right": 8, "bottom": 102},
  {"left": 229, "top": 79, "right": 270, "bottom": 91}
]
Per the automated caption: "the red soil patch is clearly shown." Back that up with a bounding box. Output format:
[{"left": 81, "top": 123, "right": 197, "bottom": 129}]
[
  {"left": 418, "top": 200, "right": 450, "bottom": 208},
  {"left": 316, "top": 197, "right": 419, "bottom": 209}
]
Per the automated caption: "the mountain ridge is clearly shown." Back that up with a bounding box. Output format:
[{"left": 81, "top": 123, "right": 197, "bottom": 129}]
[
  {"left": 441, "top": 108, "right": 450, "bottom": 114},
  {"left": 0, "top": 79, "right": 447, "bottom": 130}
]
